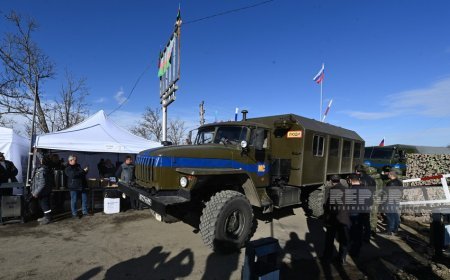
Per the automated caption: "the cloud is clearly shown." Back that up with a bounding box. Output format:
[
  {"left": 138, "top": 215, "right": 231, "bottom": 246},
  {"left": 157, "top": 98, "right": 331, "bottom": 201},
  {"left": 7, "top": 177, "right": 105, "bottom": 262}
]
[
  {"left": 114, "top": 88, "right": 127, "bottom": 105},
  {"left": 108, "top": 110, "right": 142, "bottom": 130},
  {"left": 345, "top": 111, "right": 397, "bottom": 120},
  {"left": 347, "top": 76, "right": 450, "bottom": 120},
  {"left": 94, "top": 97, "right": 105, "bottom": 103}
]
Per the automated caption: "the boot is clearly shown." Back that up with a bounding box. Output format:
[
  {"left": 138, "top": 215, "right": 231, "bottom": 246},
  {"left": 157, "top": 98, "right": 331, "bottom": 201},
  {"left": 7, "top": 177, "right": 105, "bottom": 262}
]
[{"left": 39, "top": 214, "right": 52, "bottom": 225}]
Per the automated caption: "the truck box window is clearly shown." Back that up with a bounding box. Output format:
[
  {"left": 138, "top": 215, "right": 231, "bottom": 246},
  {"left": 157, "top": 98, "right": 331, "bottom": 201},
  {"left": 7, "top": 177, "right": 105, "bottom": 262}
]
[
  {"left": 353, "top": 142, "right": 361, "bottom": 158},
  {"left": 313, "top": 135, "right": 325, "bottom": 157},
  {"left": 343, "top": 140, "right": 351, "bottom": 158},
  {"left": 329, "top": 138, "right": 339, "bottom": 157}
]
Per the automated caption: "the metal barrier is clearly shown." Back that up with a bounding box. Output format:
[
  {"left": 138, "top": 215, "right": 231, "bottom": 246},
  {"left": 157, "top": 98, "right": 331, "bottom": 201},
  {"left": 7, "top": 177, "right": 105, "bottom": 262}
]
[{"left": 400, "top": 174, "right": 450, "bottom": 206}]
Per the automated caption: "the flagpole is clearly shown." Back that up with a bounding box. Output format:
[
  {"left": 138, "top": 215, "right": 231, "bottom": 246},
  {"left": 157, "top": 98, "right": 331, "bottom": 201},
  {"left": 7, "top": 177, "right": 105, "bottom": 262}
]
[{"left": 320, "top": 79, "right": 323, "bottom": 121}]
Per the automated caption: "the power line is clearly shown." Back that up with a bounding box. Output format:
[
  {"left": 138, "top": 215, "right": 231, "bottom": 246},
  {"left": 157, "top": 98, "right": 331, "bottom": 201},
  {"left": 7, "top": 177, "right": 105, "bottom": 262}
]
[
  {"left": 183, "top": 0, "right": 274, "bottom": 25},
  {"left": 109, "top": 1, "right": 274, "bottom": 115},
  {"left": 107, "top": 64, "right": 152, "bottom": 116}
]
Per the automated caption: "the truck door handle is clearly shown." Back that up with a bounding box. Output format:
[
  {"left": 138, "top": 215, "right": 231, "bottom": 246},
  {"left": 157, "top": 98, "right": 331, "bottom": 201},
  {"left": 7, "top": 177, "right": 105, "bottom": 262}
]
[{"left": 292, "top": 152, "right": 301, "bottom": 155}]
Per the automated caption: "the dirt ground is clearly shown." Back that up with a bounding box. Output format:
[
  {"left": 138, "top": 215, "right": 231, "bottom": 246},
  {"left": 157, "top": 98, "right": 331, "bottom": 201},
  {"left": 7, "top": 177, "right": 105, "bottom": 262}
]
[{"left": 1, "top": 208, "right": 450, "bottom": 280}]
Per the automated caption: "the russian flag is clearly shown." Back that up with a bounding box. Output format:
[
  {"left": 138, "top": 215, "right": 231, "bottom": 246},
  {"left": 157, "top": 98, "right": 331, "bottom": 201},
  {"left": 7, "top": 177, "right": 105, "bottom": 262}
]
[{"left": 313, "top": 63, "right": 325, "bottom": 84}]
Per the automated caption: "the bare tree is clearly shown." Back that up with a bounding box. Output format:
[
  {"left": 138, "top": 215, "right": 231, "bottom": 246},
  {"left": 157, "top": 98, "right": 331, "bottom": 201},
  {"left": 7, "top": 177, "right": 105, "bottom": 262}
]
[
  {"left": 50, "top": 70, "right": 89, "bottom": 131},
  {"left": 131, "top": 106, "right": 187, "bottom": 145},
  {"left": 167, "top": 118, "right": 187, "bottom": 145},
  {"left": 131, "top": 107, "right": 163, "bottom": 142},
  {"left": 0, "top": 11, "right": 55, "bottom": 133},
  {"left": 0, "top": 115, "right": 15, "bottom": 128}
]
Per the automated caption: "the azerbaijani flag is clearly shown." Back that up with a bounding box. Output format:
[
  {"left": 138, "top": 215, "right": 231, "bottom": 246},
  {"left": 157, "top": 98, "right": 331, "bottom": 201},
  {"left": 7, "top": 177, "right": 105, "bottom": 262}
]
[
  {"left": 313, "top": 63, "right": 325, "bottom": 84},
  {"left": 379, "top": 138, "right": 385, "bottom": 147}
]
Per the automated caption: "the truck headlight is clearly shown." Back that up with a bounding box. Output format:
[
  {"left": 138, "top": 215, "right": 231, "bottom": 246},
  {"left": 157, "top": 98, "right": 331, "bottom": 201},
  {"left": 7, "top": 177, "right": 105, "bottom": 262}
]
[{"left": 180, "top": 176, "right": 188, "bottom": 188}]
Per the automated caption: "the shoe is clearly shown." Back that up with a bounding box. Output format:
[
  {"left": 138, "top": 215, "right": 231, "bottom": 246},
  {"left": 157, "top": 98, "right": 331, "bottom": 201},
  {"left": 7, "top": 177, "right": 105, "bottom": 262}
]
[
  {"left": 39, "top": 217, "right": 51, "bottom": 225},
  {"left": 37, "top": 217, "right": 45, "bottom": 222}
]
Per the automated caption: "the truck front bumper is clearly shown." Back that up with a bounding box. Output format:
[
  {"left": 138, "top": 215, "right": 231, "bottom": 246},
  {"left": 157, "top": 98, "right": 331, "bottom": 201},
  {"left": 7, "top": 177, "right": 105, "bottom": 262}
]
[{"left": 118, "top": 182, "right": 190, "bottom": 216}]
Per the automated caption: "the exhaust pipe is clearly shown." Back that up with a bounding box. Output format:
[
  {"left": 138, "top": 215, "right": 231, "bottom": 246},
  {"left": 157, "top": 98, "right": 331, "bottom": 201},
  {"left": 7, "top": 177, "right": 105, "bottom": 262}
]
[{"left": 241, "top": 110, "right": 248, "bottom": 121}]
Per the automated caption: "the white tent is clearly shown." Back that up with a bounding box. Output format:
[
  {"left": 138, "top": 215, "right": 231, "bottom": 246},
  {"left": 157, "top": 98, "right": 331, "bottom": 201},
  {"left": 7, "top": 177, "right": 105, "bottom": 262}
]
[
  {"left": 35, "top": 110, "right": 160, "bottom": 153},
  {"left": 0, "top": 127, "right": 29, "bottom": 183}
]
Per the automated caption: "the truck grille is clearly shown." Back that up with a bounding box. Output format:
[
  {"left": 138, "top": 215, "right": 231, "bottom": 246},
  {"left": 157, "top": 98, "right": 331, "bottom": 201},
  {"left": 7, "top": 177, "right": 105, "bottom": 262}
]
[{"left": 136, "top": 155, "right": 156, "bottom": 185}]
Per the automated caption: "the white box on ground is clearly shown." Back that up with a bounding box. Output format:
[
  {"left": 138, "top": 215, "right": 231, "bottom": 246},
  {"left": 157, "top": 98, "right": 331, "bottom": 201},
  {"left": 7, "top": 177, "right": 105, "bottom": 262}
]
[{"left": 104, "top": 198, "right": 120, "bottom": 214}]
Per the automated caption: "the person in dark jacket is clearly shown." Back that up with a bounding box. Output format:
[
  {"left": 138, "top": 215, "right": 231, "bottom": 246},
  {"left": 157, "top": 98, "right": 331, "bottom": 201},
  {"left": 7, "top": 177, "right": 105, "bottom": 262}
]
[
  {"left": 355, "top": 164, "right": 375, "bottom": 242},
  {"left": 65, "top": 154, "right": 89, "bottom": 218},
  {"left": 384, "top": 170, "right": 403, "bottom": 235},
  {"left": 322, "top": 174, "right": 351, "bottom": 265},
  {"left": 103, "top": 159, "right": 116, "bottom": 178},
  {"left": 0, "top": 152, "right": 18, "bottom": 183},
  {"left": 97, "top": 158, "right": 106, "bottom": 178},
  {"left": 347, "top": 173, "right": 364, "bottom": 258},
  {"left": 31, "top": 154, "right": 55, "bottom": 225},
  {"left": 116, "top": 155, "right": 139, "bottom": 209}
]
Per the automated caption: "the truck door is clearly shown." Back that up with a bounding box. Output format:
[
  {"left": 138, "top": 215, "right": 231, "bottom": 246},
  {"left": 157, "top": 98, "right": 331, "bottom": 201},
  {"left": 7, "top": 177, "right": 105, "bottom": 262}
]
[{"left": 246, "top": 127, "right": 271, "bottom": 188}]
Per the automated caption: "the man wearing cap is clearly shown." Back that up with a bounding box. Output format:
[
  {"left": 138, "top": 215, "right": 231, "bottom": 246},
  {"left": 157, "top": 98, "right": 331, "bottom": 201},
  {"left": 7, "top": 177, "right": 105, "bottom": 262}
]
[
  {"left": 0, "top": 152, "right": 18, "bottom": 184},
  {"left": 384, "top": 170, "right": 403, "bottom": 235}
]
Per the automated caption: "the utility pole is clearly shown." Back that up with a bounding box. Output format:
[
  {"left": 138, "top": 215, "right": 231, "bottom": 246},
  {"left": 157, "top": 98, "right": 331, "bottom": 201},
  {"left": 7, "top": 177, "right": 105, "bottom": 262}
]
[{"left": 199, "top": 101, "right": 205, "bottom": 126}]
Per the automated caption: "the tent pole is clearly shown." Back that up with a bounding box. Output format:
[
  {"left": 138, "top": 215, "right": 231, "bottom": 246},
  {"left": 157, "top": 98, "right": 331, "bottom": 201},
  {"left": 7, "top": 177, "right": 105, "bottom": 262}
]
[{"left": 25, "top": 84, "right": 39, "bottom": 188}]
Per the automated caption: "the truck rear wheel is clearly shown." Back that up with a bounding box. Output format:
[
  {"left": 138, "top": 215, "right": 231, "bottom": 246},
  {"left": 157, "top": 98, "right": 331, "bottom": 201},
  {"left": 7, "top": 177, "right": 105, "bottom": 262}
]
[
  {"left": 306, "top": 185, "right": 325, "bottom": 218},
  {"left": 199, "top": 190, "right": 254, "bottom": 252}
]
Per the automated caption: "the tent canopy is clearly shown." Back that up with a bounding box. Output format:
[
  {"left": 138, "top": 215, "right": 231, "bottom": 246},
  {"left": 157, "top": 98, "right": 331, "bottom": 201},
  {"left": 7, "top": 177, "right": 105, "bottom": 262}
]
[
  {"left": 35, "top": 110, "right": 160, "bottom": 153},
  {"left": 0, "top": 127, "right": 29, "bottom": 183}
]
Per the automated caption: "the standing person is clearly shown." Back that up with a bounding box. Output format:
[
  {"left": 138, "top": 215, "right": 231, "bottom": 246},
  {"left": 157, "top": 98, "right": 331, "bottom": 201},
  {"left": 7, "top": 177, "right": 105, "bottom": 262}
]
[
  {"left": 347, "top": 174, "right": 364, "bottom": 258},
  {"left": 103, "top": 159, "right": 116, "bottom": 179},
  {"left": 322, "top": 175, "right": 351, "bottom": 265},
  {"left": 115, "top": 155, "right": 139, "bottom": 210},
  {"left": 0, "top": 152, "right": 19, "bottom": 196},
  {"left": 65, "top": 155, "right": 89, "bottom": 218},
  {"left": 384, "top": 170, "right": 402, "bottom": 235},
  {"left": 355, "top": 164, "right": 375, "bottom": 242},
  {"left": 367, "top": 166, "right": 384, "bottom": 236},
  {"left": 0, "top": 152, "right": 18, "bottom": 183},
  {"left": 97, "top": 158, "right": 105, "bottom": 178},
  {"left": 31, "top": 154, "right": 55, "bottom": 225}
]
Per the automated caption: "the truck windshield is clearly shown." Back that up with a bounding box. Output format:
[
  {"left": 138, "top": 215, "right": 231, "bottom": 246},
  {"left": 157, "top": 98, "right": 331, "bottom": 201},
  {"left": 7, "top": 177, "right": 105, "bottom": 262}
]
[
  {"left": 195, "top": 126, "right": 248, "bottom": 145},
  {"left": 367, "top": 148, "right": 393, "bottom": 159}
]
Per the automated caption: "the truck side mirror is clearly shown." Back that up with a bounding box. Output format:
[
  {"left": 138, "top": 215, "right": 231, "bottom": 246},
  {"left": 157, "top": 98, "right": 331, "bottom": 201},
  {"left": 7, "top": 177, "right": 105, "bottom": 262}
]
[{"left": 161, "top": 141, "right": 173, "bottom": 146}]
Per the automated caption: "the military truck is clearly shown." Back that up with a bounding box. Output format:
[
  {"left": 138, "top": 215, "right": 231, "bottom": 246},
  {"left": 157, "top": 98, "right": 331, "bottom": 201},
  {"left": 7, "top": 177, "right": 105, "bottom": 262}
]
[
  {"left": 364, "top": 144, "right": 450, "bottom": 175},
  {"left": 119, "top": 112, "right": 364, "bottom": 251}
]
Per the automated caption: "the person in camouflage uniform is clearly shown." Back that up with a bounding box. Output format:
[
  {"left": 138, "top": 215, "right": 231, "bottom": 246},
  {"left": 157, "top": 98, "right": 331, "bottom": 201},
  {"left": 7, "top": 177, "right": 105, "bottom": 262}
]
[{"left": 367, "top": 166, "right": 384, "bottom": 234}]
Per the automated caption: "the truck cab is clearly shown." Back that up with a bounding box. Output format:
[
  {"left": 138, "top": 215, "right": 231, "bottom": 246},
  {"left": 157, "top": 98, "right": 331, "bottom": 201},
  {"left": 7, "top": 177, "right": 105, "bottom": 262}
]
[{"left": 364, "top": 145, "right": 414, "bottom": 174}]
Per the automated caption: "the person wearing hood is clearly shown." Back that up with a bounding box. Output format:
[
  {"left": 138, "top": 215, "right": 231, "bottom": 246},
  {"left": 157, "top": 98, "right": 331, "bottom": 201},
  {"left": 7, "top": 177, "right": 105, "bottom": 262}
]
[{"left": 31, "top": 154, "right": 55, "bottom": 225}]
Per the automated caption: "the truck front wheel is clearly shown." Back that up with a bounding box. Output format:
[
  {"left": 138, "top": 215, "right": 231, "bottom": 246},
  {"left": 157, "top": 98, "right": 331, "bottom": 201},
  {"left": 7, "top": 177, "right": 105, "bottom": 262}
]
[{"left": 199, "top": 190, "right": 254, "bottom": 252}]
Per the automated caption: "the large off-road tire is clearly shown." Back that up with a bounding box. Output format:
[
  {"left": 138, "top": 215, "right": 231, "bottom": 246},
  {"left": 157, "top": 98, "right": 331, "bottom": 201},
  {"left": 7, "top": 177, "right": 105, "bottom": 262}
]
[
  {"left": 199, "top": 190, "right": 254, "bottom": 253},
  {"left": 306, "top": 185, "right": 326, "bottom": 218}
]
